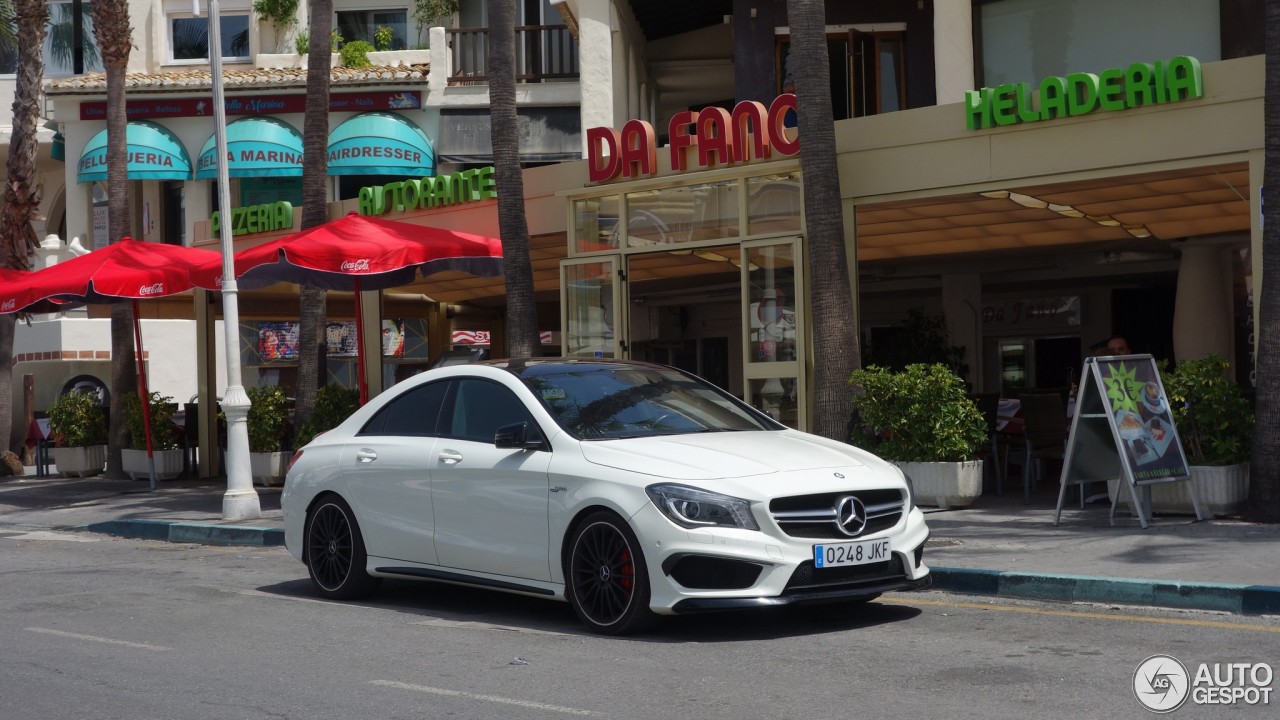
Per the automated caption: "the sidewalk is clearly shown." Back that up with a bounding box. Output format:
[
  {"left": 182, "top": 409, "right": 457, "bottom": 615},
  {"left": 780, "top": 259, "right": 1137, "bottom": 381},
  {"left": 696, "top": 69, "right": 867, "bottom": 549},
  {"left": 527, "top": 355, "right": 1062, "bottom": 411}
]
[{"left": 1, "top": 472, "right": 1277, "bottom": 617}]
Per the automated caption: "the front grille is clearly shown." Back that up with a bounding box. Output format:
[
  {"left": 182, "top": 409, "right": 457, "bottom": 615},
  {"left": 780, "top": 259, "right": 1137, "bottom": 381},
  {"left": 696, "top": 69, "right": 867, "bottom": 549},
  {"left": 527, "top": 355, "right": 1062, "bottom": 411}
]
[
  {"left": 784, "top": 555, "right": 905, "bottom": 594},
  {"left": 769, "top": 489, "right": 905, "bottom": 539}
]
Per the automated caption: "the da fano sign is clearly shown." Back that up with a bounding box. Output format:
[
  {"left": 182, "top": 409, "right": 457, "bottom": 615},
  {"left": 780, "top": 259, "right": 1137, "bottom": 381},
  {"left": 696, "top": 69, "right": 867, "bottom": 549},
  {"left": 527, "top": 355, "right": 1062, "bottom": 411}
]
[{"left": 587, "top": 94, "right": 799, "bottom": 183}]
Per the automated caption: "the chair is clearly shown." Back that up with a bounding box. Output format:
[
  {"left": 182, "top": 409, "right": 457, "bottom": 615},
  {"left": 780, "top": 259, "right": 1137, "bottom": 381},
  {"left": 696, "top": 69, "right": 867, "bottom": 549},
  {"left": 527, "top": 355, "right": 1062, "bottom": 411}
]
[
  {"left": 970, "top": 393, "right": 1004, "bottom": 495},
  {"left": 1018, "top": 392, "right": 1068, "bottom": 504}
]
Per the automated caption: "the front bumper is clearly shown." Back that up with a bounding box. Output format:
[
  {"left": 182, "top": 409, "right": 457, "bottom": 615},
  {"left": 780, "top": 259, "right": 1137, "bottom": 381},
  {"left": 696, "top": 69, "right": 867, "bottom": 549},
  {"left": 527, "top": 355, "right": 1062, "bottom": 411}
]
[{"left": 630, "top": 502, "right": 932, "bottom": 615}]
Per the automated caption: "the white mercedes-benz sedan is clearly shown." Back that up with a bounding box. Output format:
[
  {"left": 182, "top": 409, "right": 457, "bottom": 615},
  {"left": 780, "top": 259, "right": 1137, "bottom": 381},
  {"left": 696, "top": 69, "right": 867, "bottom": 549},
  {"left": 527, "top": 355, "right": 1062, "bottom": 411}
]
[{"left": 282, "top": 358, "right": 931, "bottom": 635}]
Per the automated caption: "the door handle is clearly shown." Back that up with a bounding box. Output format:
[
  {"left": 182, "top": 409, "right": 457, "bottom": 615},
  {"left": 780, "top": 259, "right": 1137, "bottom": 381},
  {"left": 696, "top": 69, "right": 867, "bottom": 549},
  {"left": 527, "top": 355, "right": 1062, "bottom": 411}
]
[
  {"left": 439, "top": 449, "right": 464, "bottom": 465},
  {"left": 355, "top": 448, "right": 378, "bottom": 463}
]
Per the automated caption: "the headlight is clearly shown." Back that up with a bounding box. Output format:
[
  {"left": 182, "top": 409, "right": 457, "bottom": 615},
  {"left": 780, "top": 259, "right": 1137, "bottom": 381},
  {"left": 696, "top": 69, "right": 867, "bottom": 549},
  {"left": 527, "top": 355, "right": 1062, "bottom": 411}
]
[
  {"left": 645, "top": 483, "right": 759, "bottom": 531},
  {"left": 897, "top": 467, "right": 917, "bottom": 510}
]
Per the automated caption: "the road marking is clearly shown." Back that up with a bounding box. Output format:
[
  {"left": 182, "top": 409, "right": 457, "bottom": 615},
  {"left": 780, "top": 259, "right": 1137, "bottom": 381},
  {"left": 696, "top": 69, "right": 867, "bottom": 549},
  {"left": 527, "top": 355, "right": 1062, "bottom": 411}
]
[
  {"left": 887, "top": 596, "right": 1280, "bottom": 633},
  {"left": 2, "top": 530, "right": 100, "bottom": 542},
  {"left": 371, "top": 680, "right": 601, "bottom": 716},
  {"left": 26, "top": 627, "right": 172, "bottom": 651}
]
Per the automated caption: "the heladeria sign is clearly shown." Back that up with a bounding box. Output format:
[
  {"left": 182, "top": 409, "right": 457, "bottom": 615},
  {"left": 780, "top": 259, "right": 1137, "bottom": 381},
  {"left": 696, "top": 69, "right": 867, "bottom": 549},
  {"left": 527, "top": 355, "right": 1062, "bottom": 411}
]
[{"left": 965, "top": 56, "right": 1202, "bottom": 131}]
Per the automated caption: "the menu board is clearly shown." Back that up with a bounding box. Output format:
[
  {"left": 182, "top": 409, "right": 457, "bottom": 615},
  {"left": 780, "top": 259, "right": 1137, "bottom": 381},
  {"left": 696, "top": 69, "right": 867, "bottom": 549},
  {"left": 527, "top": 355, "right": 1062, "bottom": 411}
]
[{"left": 1055, "top": 354, "right": 1203, "bottom": 528}]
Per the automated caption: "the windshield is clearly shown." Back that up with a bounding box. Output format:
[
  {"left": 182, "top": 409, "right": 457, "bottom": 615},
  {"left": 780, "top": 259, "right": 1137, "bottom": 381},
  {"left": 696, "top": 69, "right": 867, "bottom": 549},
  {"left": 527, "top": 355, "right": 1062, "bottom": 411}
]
[{"left": 519, "top": 363, "right": 781, "bottom": 440}]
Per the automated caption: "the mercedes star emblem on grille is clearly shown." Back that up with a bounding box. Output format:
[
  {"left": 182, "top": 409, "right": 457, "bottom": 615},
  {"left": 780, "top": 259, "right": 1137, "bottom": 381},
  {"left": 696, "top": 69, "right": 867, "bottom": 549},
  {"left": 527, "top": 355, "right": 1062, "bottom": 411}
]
[{"left": 835, "top": 495, "right": 868, "bottom": 537}]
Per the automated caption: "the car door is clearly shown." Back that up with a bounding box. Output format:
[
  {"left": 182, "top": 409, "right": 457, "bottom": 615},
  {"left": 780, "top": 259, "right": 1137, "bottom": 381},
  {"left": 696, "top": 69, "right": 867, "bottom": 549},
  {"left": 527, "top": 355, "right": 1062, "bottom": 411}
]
[
  {"left": 340, "top": 381, "right": 448, "bottom": 565},
  {"left": 430, "top": 377, "right": 553, "bottom": 580}
]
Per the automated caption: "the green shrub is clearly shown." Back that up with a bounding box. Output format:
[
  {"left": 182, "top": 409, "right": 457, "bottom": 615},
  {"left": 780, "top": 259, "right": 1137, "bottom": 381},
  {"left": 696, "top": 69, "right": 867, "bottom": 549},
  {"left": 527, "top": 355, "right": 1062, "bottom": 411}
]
[
  {"left": 48, "top": 390, "right": 107, "bottom": 448},
  {"left": 848, "top": 363, "right": 987, "bottom": 462},
  {"left": 121, "top": 391, "right": 181, "bottom": 451},
  {"left": 295, "top": 384, "right": 360, "bottom": 447},
  {"left": 373, "top": 25, "right": 395, "bottom": 51},
  {"left": 340, "top": 40, "right": 374, "bottom": 67},
  {"left": 1159, "top": 354, "right": 1253, "bottom": 465},
  {"left": 294, "top": 29, "right": 309, "bottom": 55},
  {"left": 245, "top": 386, "right": 291, "bottom": 454}
]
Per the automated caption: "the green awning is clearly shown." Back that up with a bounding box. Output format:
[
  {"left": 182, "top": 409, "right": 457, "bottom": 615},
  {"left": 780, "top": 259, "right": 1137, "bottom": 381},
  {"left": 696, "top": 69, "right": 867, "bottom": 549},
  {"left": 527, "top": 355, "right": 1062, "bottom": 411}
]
[
  {"left": 195, "top": 116, "right": 304, "bottom": 180},
  {"left": 327, "top": 111, "right": 435, "bottom": 176},
  {"left": 77, "top": 121, "right": 192, "bottom": 183}
]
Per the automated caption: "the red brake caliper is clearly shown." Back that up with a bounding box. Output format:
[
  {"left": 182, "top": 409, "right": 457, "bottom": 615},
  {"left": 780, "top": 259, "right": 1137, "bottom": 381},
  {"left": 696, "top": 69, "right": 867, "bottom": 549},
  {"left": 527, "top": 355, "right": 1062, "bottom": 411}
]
[{"left": 619, "top": 547, "right": 634, "bottom": 591}]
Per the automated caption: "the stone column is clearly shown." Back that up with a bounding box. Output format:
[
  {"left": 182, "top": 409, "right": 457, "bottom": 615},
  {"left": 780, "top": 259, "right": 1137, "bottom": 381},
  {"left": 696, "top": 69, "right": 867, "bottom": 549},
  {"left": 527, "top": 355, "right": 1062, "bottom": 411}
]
[
  {"left": 934, "top": 0, "right": 975, "bottom": 104},
  {"left": 942, "top": 273, "right": 983, "bottom": 388},
  {"left": 1173, "top": 242, "right": 1234, "bottom": 363}
]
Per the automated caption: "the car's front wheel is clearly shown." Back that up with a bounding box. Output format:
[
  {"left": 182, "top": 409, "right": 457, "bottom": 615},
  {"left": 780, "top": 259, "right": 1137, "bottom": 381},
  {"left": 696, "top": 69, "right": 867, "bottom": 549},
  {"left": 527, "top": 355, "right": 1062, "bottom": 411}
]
[
  {"left": 565, "top": 511, "right": 656, "bottom": 635},
  {"left": 304, "top": 495, "right": 381, "bottom": 600}
]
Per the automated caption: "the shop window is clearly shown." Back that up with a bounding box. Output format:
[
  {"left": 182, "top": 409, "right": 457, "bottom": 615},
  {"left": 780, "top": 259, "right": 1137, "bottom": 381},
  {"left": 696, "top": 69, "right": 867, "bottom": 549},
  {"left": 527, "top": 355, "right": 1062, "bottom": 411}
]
[
  {"left": 337, "top": 9, "right": 408, "bottom": 50},
  {"left": 625, "top": 182, "right": 739, "bottom": 247},
  {"left": 0, "top": 2, "right": 103, "bottom": 76},
  {"left": 168, "top": 7, "right": 250, "bottom": 63},
  {"left": 573, "top": 195, "right": 620, "bottom": 254},
  {"left": 777, "top": 29, "right": 907, "bottom": 120},
  {"left": 747, "top": 173, "right": 802, "bottom": 235}
]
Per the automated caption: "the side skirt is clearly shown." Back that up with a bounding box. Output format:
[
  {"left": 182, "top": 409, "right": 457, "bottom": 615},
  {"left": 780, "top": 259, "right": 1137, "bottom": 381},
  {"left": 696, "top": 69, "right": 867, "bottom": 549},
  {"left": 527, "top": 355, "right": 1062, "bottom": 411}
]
[{"left": 374, "top": 566, "right": 558, "bottom": 597}]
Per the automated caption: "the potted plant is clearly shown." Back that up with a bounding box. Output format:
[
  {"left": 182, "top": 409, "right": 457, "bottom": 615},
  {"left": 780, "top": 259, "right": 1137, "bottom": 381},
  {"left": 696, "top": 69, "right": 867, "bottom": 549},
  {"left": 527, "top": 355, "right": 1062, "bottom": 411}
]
[
  {"left": 849, "top": 363, "right": 988, "bottom": 509},
  {"left": 121, "top": 391, "right": 184, "bottom": 481},
  {"left": 245, "top": 386, "right": 293, "bottom": 486},
  {"left": 1152, "top": 354, "right": 1253, "bottom": 516},
  {"left": 48, "top": 390, "right": 108, "bottom": 477},
  {"left": 294, "top": 384, "right": 360, "bottom": 448}
]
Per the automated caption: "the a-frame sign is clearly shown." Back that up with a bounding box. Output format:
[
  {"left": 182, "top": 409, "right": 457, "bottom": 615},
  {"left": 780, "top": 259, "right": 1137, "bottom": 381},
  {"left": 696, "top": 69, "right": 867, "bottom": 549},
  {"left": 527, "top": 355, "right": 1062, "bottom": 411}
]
[{"left": 1054, "top": 354, "right": 1205, "bottom": 528}]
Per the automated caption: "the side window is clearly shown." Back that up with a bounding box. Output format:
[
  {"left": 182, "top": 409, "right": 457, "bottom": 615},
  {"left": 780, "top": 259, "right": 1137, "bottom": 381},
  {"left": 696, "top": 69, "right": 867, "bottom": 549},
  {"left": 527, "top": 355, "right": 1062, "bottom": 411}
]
[
  {"left": 358, "top": 381, "right": 448, "bottom": 436},
  {"left": 446, "top": 379, "right": 534, "bottom": 443}
]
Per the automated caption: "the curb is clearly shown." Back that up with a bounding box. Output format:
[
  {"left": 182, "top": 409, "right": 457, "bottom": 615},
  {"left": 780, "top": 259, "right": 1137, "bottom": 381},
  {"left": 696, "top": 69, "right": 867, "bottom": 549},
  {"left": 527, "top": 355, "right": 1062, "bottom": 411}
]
[
  {"left": 931, "top": 566, "right": 1280, "bottom": 617},
  {"left": 80, "top": 519, "right": 285, "bottom": 547}
]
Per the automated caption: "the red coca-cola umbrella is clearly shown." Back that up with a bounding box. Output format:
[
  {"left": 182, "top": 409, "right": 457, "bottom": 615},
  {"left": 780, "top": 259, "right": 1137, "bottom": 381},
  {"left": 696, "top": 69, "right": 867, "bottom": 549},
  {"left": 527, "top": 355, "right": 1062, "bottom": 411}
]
[
  {"left": 0, "top": 269, "right": 79, "bottom": 314},
  {"left": 191, "top": 212, "right": 504, "bottom": 404},
  {"left": 1, "top": 239, "right": 222, "bottom": 490}
]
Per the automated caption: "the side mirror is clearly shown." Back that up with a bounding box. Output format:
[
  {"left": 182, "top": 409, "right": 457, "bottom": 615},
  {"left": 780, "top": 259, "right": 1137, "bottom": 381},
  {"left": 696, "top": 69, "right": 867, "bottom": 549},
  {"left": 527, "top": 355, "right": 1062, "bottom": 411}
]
[{"left": 494, "top": 421, "right": 544, "bottom": 450}]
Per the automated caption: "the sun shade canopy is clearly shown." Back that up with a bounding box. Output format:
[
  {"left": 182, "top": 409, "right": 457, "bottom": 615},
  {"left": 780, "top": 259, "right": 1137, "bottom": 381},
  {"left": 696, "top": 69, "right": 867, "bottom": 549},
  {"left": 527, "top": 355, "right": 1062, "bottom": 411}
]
[
  {"left": 196, "top": 116, "right": 304, "bottom": 179},
  {"left": 327, "top": 111, "right": 435, "bottom": 176},
  {"left": 77, "top": 121, "right": 193, "bottom": 183}
]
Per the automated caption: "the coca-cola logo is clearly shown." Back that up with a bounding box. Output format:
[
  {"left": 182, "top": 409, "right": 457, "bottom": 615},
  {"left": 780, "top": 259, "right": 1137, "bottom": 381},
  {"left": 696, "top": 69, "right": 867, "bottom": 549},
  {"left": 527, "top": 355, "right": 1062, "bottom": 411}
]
[
  {"left": 1, "top": 299, "right": 14, "bottom": 311},
  {"left": 341, "top": 258, "right": 371, "bottom": 272},
  {"left": 139, "top": 282, "right": 165, "bottom": 296}
]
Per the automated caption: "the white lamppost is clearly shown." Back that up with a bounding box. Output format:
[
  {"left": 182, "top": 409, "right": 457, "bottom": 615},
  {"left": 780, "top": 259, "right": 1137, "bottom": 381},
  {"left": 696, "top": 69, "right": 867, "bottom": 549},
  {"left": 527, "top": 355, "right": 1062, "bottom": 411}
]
[{"left": 202, "top": 0, "right": 260, "bottom": 520}]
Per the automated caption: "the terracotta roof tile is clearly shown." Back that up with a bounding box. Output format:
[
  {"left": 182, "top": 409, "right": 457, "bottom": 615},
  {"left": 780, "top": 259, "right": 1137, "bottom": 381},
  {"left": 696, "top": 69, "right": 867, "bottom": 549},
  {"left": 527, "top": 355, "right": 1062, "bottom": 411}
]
[{"left": 46, "top": 64, "right": 429, "bottom": 95}]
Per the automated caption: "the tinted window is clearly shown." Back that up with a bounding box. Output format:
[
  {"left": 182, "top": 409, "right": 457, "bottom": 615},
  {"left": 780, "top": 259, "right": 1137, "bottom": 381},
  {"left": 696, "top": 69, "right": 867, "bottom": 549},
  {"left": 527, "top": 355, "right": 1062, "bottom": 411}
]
[
  {"left": 447, "top": 379, "right": 533, "bottom": 443},
  {"left": 359, "top": 382, "right": 448, "bottom": 436}
]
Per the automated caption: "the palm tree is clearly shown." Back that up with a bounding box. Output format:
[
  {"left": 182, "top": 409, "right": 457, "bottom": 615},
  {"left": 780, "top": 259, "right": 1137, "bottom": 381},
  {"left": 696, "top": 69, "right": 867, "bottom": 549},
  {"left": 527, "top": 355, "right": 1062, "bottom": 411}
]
[
  {"left": 785, "top": 0, "right": 858, "bottom": 440},
  {"left": 1248, "top": 0, "right": 1280, "bottom": 523},
  {"left": 91, "top": 0, "right": 134, "bottom": 478},
  {"left": 0, "top": 0, "right": 48, "bottom": 454},
  {"left": 488, "top": 0, "right": 539, "bottom": 358},
  {"left": 293, "top": 0, "right": 333, "bottom": 430}
]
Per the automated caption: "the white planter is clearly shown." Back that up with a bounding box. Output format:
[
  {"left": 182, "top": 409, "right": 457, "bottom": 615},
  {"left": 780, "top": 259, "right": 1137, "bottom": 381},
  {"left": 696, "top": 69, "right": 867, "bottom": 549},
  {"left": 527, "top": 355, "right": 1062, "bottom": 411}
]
[
  {"left": 51, "top": 445, "right": 106, "bottom": 477},
  {"left": 894, "top": 460, "right": 984, "bottom": 510},
  {"left": 255, "top": 53, "right": 340, "bottom": 70},
  {"left": 367, "top": 50, "right": 431, "bottom": 66},
  {"left": 1109, "top": 464, "right": 1249, "bottom": 518},
  {"left": 250, "top": 451, "right": 292, "bottom": 486},
  {"left": 122, "top": 448, "right": 185, "bottom": 481}
]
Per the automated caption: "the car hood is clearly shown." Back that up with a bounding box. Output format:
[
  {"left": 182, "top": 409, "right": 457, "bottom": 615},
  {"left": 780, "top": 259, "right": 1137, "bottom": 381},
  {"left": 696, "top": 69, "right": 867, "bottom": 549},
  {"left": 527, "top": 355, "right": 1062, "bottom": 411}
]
[{"left": 578, "top": 429, "right": 889, "bottom": 481}]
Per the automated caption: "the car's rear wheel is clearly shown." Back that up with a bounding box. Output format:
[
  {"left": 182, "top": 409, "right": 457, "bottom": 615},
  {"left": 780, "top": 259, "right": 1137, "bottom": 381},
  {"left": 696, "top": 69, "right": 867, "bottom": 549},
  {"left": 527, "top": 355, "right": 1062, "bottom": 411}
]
[
  {"left": 566, "top": 511, "right": 656, "bottom": 635},
  {"left": 305, "top": 495, "right": 381, "bottom": 600}
]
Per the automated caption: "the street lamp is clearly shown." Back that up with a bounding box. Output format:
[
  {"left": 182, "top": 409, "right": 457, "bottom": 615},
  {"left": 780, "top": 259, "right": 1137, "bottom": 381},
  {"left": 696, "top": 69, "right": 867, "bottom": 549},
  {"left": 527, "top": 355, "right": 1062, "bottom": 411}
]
[{"left": 202, "top": 0, "right": 261, "bottom": 520}]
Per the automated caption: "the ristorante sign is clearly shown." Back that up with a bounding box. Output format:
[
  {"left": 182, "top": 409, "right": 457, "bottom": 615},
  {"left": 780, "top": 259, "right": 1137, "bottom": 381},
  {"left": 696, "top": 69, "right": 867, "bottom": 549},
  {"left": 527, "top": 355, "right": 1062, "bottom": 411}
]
[
  {"left": 79, "top": 91, "right": 422, "bottom": 121},
  {"left": 587, "top": 94, "right": 800, "bottom": 183},
  {"left": 357, "top": 166, "right": 497, "bottom": 216},
  {"left": 965, "top": 56, "right": 1202, "bottom": 130}
]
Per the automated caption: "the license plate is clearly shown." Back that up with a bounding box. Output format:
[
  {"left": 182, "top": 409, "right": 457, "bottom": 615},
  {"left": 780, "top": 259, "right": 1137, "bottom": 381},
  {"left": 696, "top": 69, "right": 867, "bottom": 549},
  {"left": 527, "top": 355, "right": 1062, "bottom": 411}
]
[{"left": 814, "top": 538, "right": 891, "bottom": 568}]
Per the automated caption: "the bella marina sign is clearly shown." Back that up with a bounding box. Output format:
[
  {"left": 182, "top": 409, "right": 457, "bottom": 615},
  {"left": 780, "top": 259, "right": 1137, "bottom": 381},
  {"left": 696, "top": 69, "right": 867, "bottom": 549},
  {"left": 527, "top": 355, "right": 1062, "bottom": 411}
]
[
  {"left": 587, "top": 94, "right": 800, "bottom": 183},
  {"left": 965, "top": 56, "right": 1203, "bottom": 131}
]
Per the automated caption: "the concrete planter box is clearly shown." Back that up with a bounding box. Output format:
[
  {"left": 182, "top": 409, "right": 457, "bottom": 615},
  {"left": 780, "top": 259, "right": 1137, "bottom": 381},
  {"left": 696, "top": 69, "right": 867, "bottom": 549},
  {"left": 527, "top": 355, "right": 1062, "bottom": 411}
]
[
  {"left": 1109, "top": 464, "right": 1248, "bottom": 518},
  {"left": 122, "top": 448, "right": 185, "bottom": 481},
  {"left": 52, "top": 445, "right": 106, "bottom": 477},
  {"left": 255, "top": 53, "right": 340, "bottom": 70},
  {"left": 894, "top": 460, "right": 983, "bottom": 510},
  {"left": 251, "top": 451, "right": 292, "bottom": 486},
  {"left": 368, "top": 50, "right": 431, "bottom": 66}
]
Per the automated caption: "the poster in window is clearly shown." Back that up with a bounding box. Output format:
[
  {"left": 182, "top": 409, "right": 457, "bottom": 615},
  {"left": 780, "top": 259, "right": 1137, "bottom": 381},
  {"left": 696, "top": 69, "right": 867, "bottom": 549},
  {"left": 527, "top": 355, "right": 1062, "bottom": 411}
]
[
  {"left": 326, "top": 321, "right": 358, "bottom": 357},
  {"left": 382, "top": 319, "right": 405, "bottom": 357},
  {"left": 258, "top": 321, "right": 300, "bottom": 361}
]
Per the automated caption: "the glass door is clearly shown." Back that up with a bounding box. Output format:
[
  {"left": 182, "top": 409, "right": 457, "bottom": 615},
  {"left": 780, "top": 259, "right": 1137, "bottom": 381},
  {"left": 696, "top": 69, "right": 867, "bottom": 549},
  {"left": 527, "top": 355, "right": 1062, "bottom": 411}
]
[
  {"left": 561, "top": 255, "right": 623, "bottom": 358},
  {"left": 741, "top": 237, "right": 806, "bottom": 430}
]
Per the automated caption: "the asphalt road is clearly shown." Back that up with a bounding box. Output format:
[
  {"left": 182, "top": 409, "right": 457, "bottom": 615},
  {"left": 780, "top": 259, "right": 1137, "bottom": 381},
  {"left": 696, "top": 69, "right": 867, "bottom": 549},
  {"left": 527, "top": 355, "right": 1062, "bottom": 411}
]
[{"left": 1, "top": 529, "right": 1277, "bottom": 720}]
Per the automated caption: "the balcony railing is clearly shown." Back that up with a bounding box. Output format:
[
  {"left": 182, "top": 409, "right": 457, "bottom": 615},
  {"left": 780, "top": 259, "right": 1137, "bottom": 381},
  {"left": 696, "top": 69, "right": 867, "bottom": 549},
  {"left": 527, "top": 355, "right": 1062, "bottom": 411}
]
[{"left": 447, "top": 25, "right": 579, "bottom": 85}]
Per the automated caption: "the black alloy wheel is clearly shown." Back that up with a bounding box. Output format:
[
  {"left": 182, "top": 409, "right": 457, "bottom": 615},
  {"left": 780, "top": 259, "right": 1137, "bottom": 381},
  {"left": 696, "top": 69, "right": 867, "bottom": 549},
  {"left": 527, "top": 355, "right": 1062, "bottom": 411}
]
[
  {"left": 304, "top": 495, "right": 380, "bottom": 600},
  {"left": 566, "top": 512, "right": 655, "bottom": 635}
]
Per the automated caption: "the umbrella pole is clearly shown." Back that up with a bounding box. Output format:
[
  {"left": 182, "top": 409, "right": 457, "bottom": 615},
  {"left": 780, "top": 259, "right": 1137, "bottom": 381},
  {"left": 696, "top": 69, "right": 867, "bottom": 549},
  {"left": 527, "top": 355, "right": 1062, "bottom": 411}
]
[
  {"left": 132, "top": 300, "right": 158, "bottom": 491},
  {"left": 353, "top": 278, "right": 368, "bottom": 406}
]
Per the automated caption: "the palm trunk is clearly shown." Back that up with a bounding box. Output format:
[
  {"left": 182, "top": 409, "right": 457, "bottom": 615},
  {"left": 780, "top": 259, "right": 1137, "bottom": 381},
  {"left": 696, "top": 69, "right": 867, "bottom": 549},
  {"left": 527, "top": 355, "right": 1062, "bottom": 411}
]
[
  {"left": 0, "top": 0, "right": 49, "bottom": 453},
  {"left": 785, "top": 0, "right": 859, "bottom": 440},
  {"left": 294, "top": 0, "right": 334, "bottom": 430},
  {"left": 1248, "top": 0, "right": 1280, "bottom": 523},
  {"left": 489, "top": 0, "right": 539, "bottom": 359}
]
